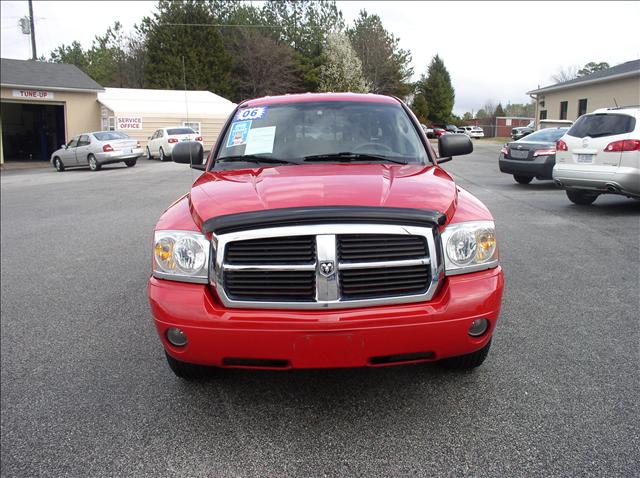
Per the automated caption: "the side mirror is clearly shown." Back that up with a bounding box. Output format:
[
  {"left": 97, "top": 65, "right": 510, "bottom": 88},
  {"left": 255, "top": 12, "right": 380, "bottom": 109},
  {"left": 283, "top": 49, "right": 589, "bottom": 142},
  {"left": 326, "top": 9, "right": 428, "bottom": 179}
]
[
  {"left": 61, "top": 144, "right": 67, "bottom": 149},
  {"left": 172, "top": 141, "right": 205, "bottom": 168},
  {"left": 438, "top": 134, "right": 473, "bottom": 163}
]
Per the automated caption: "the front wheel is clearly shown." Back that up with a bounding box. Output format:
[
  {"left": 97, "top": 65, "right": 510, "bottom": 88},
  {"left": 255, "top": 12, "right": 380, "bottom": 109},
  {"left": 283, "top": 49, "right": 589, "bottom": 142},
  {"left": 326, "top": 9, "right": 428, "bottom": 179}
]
[
  {"left": 53, "top": 157, "right": 64, "bottom": 172},
  {"left": 125, "top": 159, "right": 137, "bottom": 167},
  {"left": 146, "top": 147, "right": 152, "bottom": 160},
  {"left": 159, "top": 147, "right": 167, "bottom": 162},
  {"left": 566, "top": 190, "right": 598, "bottom": 205},
  {"left": 165, "top": 352, "right": 210, "bottom": 381},
  {"left": 513, "top": 175, "right": 533, "bottom": 184},
  {"left": 88, "top": 154, "right": 101, "bottom": 171},
  {"left": 439, "top": 340, "right": 491, "bottom": 370}
]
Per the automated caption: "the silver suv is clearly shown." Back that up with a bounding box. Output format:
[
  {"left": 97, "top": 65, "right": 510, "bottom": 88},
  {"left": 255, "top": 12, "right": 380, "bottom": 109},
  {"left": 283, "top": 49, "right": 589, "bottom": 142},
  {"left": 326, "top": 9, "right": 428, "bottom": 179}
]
[{"left": 552, "top": 107, "right": 640, "bottom": 205}]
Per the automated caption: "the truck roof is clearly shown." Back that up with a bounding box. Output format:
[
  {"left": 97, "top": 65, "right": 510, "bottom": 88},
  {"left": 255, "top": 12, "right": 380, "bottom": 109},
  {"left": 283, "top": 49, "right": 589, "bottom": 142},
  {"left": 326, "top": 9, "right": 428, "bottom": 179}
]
[{"left": 241, "top": 92, "right": 400, "bottom": 107}]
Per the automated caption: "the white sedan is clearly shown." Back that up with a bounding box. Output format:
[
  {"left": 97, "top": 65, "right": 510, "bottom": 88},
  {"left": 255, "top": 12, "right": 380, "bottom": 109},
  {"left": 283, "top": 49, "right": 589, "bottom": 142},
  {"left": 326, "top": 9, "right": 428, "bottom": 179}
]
[{"left": 146, "top": 127, "right": 203, "bottom": 161}]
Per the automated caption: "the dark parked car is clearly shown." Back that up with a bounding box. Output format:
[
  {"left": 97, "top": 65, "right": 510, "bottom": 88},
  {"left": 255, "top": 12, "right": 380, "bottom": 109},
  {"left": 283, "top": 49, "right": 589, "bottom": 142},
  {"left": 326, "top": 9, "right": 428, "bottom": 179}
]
[
  {"left": 499, "top": 127, "right": 569, "bottom": 184},
  {"left": 511, "top": 121, "right": 535, "bottom": 140}
]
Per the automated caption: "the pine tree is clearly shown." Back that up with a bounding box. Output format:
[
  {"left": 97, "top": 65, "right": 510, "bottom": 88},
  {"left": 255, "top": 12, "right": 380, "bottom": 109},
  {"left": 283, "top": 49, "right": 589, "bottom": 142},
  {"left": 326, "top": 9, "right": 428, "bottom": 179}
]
[
  {"left": 141, "top": 0, "right": 233, "bottom": 96},
  {"left": 419, "top": 55, "right": 455, "bottom": 124}
]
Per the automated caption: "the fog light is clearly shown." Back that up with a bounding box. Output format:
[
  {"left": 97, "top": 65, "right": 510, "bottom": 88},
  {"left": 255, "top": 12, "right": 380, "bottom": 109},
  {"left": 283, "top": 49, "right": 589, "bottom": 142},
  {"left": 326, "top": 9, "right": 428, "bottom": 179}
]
[
  {"left": 468, "top": 318, "right": 489, "bottom": 337},
  {"left": 166, "top": 327, "right": 188, "bottom": 347}
]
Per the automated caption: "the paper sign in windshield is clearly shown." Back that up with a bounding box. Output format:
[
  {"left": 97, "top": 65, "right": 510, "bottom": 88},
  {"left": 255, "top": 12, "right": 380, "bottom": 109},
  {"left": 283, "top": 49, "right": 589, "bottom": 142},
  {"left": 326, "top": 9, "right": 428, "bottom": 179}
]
[
  {"left": 227, "top": 120, "right": 251, "bottom": 147},
  {"left": 235, "top": 107, "right": 268, "bottom": 121},
  {"left": 245, "top": 127, "right": 276, "bottom": 155}
]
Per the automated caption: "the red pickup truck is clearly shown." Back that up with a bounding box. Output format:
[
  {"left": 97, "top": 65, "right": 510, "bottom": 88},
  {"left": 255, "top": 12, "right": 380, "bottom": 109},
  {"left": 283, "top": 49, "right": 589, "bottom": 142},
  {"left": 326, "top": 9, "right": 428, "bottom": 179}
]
[{"left": 148, "top": 93, "right": 504, "bottom": 379}]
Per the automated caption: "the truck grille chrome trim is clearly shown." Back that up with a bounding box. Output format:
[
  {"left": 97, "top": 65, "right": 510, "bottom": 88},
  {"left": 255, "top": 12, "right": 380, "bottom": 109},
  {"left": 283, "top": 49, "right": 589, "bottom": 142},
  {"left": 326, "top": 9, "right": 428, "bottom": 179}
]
[{"left": 212, "top": 224, "right": 443, "bottom": 310}]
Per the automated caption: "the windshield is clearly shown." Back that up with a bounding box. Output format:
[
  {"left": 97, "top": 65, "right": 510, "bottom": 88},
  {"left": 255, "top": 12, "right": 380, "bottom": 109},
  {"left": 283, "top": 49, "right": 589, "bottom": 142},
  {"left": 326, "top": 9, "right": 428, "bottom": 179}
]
[
  {"left": 93, "top": 131, "right": 130, "bottom": 141},
  {"left": 167, "top": 128, "right": 195, "bottom": 135},
  {"left": 215, "top": 101, "right": 428, "bottom": 168},
  {"left": 517, "top": 128, "right": 568, "bottom": 143}
]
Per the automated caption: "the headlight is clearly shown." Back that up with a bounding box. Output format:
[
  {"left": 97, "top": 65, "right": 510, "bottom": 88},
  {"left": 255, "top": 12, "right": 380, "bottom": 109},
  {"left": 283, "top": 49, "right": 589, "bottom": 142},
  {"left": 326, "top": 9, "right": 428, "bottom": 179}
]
[
  {"left": 440, "top": 221, "right": 498, "bottom": 275},
  {"left": 153, "top": 230, "right": 210, "bottom": 283}
]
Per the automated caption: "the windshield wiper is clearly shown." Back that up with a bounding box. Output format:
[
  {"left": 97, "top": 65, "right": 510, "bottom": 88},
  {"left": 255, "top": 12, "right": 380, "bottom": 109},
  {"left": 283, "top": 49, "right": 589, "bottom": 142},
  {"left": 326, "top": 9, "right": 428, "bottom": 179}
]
[
  {"left": 217, "top": 155, "right": 293, "bottom": 165},
  {"left": 302, "top": 152, "right": 408, "bottom": 165}
]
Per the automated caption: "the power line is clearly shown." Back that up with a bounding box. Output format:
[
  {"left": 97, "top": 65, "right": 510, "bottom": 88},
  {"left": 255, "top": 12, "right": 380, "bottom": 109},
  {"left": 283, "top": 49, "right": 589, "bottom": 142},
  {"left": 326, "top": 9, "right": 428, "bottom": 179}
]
[{"left": 161, "top": 23, "right": 283, "bottom": 28}]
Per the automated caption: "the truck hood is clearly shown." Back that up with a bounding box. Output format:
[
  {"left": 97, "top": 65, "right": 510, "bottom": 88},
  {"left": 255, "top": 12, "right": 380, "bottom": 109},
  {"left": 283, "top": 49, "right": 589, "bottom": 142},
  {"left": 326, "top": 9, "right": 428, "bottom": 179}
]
[{"left": 189, "top": 163, "right": 458, "bottom": 231}]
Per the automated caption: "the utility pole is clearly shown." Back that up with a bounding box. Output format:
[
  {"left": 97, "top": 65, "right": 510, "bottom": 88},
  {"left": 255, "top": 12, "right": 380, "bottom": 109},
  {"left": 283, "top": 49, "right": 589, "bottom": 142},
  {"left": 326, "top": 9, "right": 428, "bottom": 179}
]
[{"left": 28, "top": 0, "right": 36, "bottom": 60}]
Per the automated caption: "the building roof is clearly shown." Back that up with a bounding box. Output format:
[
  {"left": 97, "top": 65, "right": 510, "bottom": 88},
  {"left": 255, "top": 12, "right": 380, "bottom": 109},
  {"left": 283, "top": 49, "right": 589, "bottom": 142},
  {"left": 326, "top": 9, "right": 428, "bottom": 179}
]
[
  {"left": 98, "top": 88, "right": 236, "bottom": 117},
  {"left": 528, "top": 59, "right": 640, "bottom": 95},
  {"left": 0, "top": 58, "right": 104, "bottom": 92}
]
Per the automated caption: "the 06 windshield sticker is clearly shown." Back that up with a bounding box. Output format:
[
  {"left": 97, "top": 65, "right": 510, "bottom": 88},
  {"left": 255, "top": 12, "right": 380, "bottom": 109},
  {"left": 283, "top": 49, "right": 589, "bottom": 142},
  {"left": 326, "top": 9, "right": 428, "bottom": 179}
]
[
  {"left": 245, "top": 127, "right": 276, "bottom": 155},
  {"left": 227, "top": 120, "right": 251, "bottom": 147},
  {"left": 234, "top": 107, "right": 268, "bottom": 122}
]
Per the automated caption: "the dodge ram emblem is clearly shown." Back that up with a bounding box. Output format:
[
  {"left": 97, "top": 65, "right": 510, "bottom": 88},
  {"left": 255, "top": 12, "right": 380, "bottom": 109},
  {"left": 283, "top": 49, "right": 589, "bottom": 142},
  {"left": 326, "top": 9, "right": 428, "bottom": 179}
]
[{"left": 319, "top": 261, "right": 335, "bottom": 277}]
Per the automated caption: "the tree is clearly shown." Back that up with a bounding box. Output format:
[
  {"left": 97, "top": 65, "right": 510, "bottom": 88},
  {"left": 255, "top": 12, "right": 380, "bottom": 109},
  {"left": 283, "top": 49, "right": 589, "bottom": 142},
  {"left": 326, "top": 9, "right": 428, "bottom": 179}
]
[
  {"left": 141, "top": 0, "right": 233, "bottom": 96},
  {"left": 228, "top": 28, "right": 300, "bottom": 100},
  {"left": 319, "top": 31, "right": 369, "bottom": 92},
  {"left": 578, "top": 61, "right": 610, "bottom": 77},
  {"left": 261, "top": 0, "right": 344, "bottom": 91},
  {"left": 494, "top": 103, "right": 505, "bottom": 117},
  {"left": 411, "top": 92, "right": 429, "bottom": 123},
  {"left": 347, "top": 10, "right": 413, "bottom": 97},
  {"left": 462, "top": 112, "right": 473, "bottom": 121},
  {"left": 50, "top": 41, "right": 88, "bottom": 70},
  {"left": 418, "top": 55, "right": 455, "bottom": 123},
  {"left": 476, "top": 109, "right": 487, "bottom": 119},
  {"left": 551, "top": 65, "right": 579, "bottom": 83}
]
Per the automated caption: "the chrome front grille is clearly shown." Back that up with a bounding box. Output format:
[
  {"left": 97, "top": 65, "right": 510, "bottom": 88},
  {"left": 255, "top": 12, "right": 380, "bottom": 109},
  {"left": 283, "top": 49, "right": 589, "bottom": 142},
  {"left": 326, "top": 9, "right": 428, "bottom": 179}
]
[{"left": 212, "top": 224, "right": 442, "bottom": 310}]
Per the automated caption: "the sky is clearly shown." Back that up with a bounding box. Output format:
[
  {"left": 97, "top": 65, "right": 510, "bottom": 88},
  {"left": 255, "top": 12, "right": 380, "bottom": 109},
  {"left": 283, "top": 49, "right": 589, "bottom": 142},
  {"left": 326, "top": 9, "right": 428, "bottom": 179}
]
[{"left": 2, "top": 1, "right": 639, "bottom": 114}]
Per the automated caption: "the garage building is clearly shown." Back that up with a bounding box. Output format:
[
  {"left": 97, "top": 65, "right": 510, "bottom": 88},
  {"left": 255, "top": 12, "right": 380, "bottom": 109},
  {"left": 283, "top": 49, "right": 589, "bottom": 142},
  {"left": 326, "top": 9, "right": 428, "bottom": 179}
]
[
  {"left": 1, "top": 58, "right": 103, "bottom": 164},
  {"left": 97, "top": 88, "right": 236, "bottom": 152}
]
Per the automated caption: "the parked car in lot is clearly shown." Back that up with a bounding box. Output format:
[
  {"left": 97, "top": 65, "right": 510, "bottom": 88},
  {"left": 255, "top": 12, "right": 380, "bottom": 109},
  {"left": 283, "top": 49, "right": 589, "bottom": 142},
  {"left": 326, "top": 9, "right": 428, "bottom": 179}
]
[
  {"left": 553, "top": 107, "right": 640, "bottom": 205},
  {"left": 51, "top": 131, "right": 142, "bottom": 172},
  {"left": 146, "top": 127, "right": 203, "bottom": 161},
  {"left": 499, "top": 127, "right": 569, "bottom": 184},
  {"left": 468, "top": 126, "right": 485, "bottom": 138},
  {"left": 421, "top": 124, "right": 434, "bottom": 138},
  {"left": 148, "top": 92, "right": 504, "bottom": 379},
  {"left": 433, "top": 127, "right": 448, "bottom": 137},
  {"left": 511, "top": 121, "right": 535, "bottom": 140}
]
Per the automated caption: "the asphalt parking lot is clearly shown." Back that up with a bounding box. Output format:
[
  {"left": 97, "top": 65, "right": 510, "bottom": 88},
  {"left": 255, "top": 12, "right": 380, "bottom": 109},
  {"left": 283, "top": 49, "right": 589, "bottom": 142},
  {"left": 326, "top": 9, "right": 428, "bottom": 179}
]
[{"left": 1, "top": 144, "right": 639, "bottom": 477}]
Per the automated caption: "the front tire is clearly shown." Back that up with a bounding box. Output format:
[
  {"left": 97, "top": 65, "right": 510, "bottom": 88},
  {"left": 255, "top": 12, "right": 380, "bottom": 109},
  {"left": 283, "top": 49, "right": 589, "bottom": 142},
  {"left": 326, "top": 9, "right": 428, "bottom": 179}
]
[
  {"left": 125, "top": 159, "right": 137, "bottom": 167},
  {"left": 146, "top": 146, "right": 152, "bottom": 160},
  {"left": 439, "top": 340, "right": 491, "bottom": 370},
  {"left": 88, "top": 154, "right": 101, "bottom": 171},
  {"left": 159, "top": 147, "right": 167, "bottom": 162},
  {"left": 566, "top": 190, "right": 598, "bottom": 205},
  {"left": 53, "top": 157, "right": 64, "bottom": 172},
  {"left": 514, "top": 174, "right": 533, "bottom": 184},
  {"left": 165, "top": 352, "right": 210, "bottom": 380}
]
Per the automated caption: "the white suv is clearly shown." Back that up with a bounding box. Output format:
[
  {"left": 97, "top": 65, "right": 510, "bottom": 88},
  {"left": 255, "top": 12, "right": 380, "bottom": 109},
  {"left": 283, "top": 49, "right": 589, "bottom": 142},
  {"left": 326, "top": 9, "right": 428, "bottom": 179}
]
[{"left": 553, "top": 107, "right": 640, "bottom": 205}]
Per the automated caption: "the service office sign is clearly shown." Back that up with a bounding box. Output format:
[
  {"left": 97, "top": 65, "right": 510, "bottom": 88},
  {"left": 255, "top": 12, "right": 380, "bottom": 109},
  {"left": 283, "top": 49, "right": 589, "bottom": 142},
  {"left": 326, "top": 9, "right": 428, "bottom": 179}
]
[
  {"left": 116, "top": 116, "right": 143, "bottom": 130},
  {"left": 13, "top": 89, "right": 54, "bottom": 100}
]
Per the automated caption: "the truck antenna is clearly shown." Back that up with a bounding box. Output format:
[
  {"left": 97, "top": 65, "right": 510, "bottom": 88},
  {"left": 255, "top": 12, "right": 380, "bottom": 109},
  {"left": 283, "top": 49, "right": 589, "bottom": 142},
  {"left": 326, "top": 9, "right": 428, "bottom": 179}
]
[{"left": 613, "top": 97, "right": 619, "bottom": 108}]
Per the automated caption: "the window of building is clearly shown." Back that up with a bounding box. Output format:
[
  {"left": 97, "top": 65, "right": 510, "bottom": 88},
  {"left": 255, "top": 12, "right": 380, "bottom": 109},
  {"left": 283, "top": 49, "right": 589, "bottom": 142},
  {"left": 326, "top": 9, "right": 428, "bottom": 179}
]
[
  {"left": 560, "top": 101, "right": 568, "bottom": 120},
  {"left": 578, "top": 99, "right": 588, "bottom": 117},
  {"left": 108, "top": 117, "right": 115, "bottom": 131},
  {"left": 540, "top": 110, "right": 547, "bottom": 120},
  {"left": 505, "top": 118, "right": 512, "bottom": 126},
  {"left": 183, "top": 121, "right": 201, "bottom": 134}
]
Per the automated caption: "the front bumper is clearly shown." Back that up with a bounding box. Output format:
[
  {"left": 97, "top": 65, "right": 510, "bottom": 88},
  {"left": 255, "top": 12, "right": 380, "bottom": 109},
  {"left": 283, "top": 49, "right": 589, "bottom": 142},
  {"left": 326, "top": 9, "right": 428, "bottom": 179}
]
[
  {"left": 552, "top": 164, "right": 640, "bottom": 198},
  {"left": 95, "top": 148, "right": 144, "bottom": 164},
  {"left": 148, "top": 267, "right": 504, "bottom": 369},
  {"left": 499, "top": 154, "right": 555, "bottom": 179}
]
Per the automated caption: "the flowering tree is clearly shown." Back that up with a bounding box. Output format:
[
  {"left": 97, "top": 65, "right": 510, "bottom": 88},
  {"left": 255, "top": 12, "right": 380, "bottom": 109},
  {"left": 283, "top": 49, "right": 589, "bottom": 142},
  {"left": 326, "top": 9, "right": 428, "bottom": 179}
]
[{"left": 319, "top": 31, "right": 369, "bottom": 93}]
